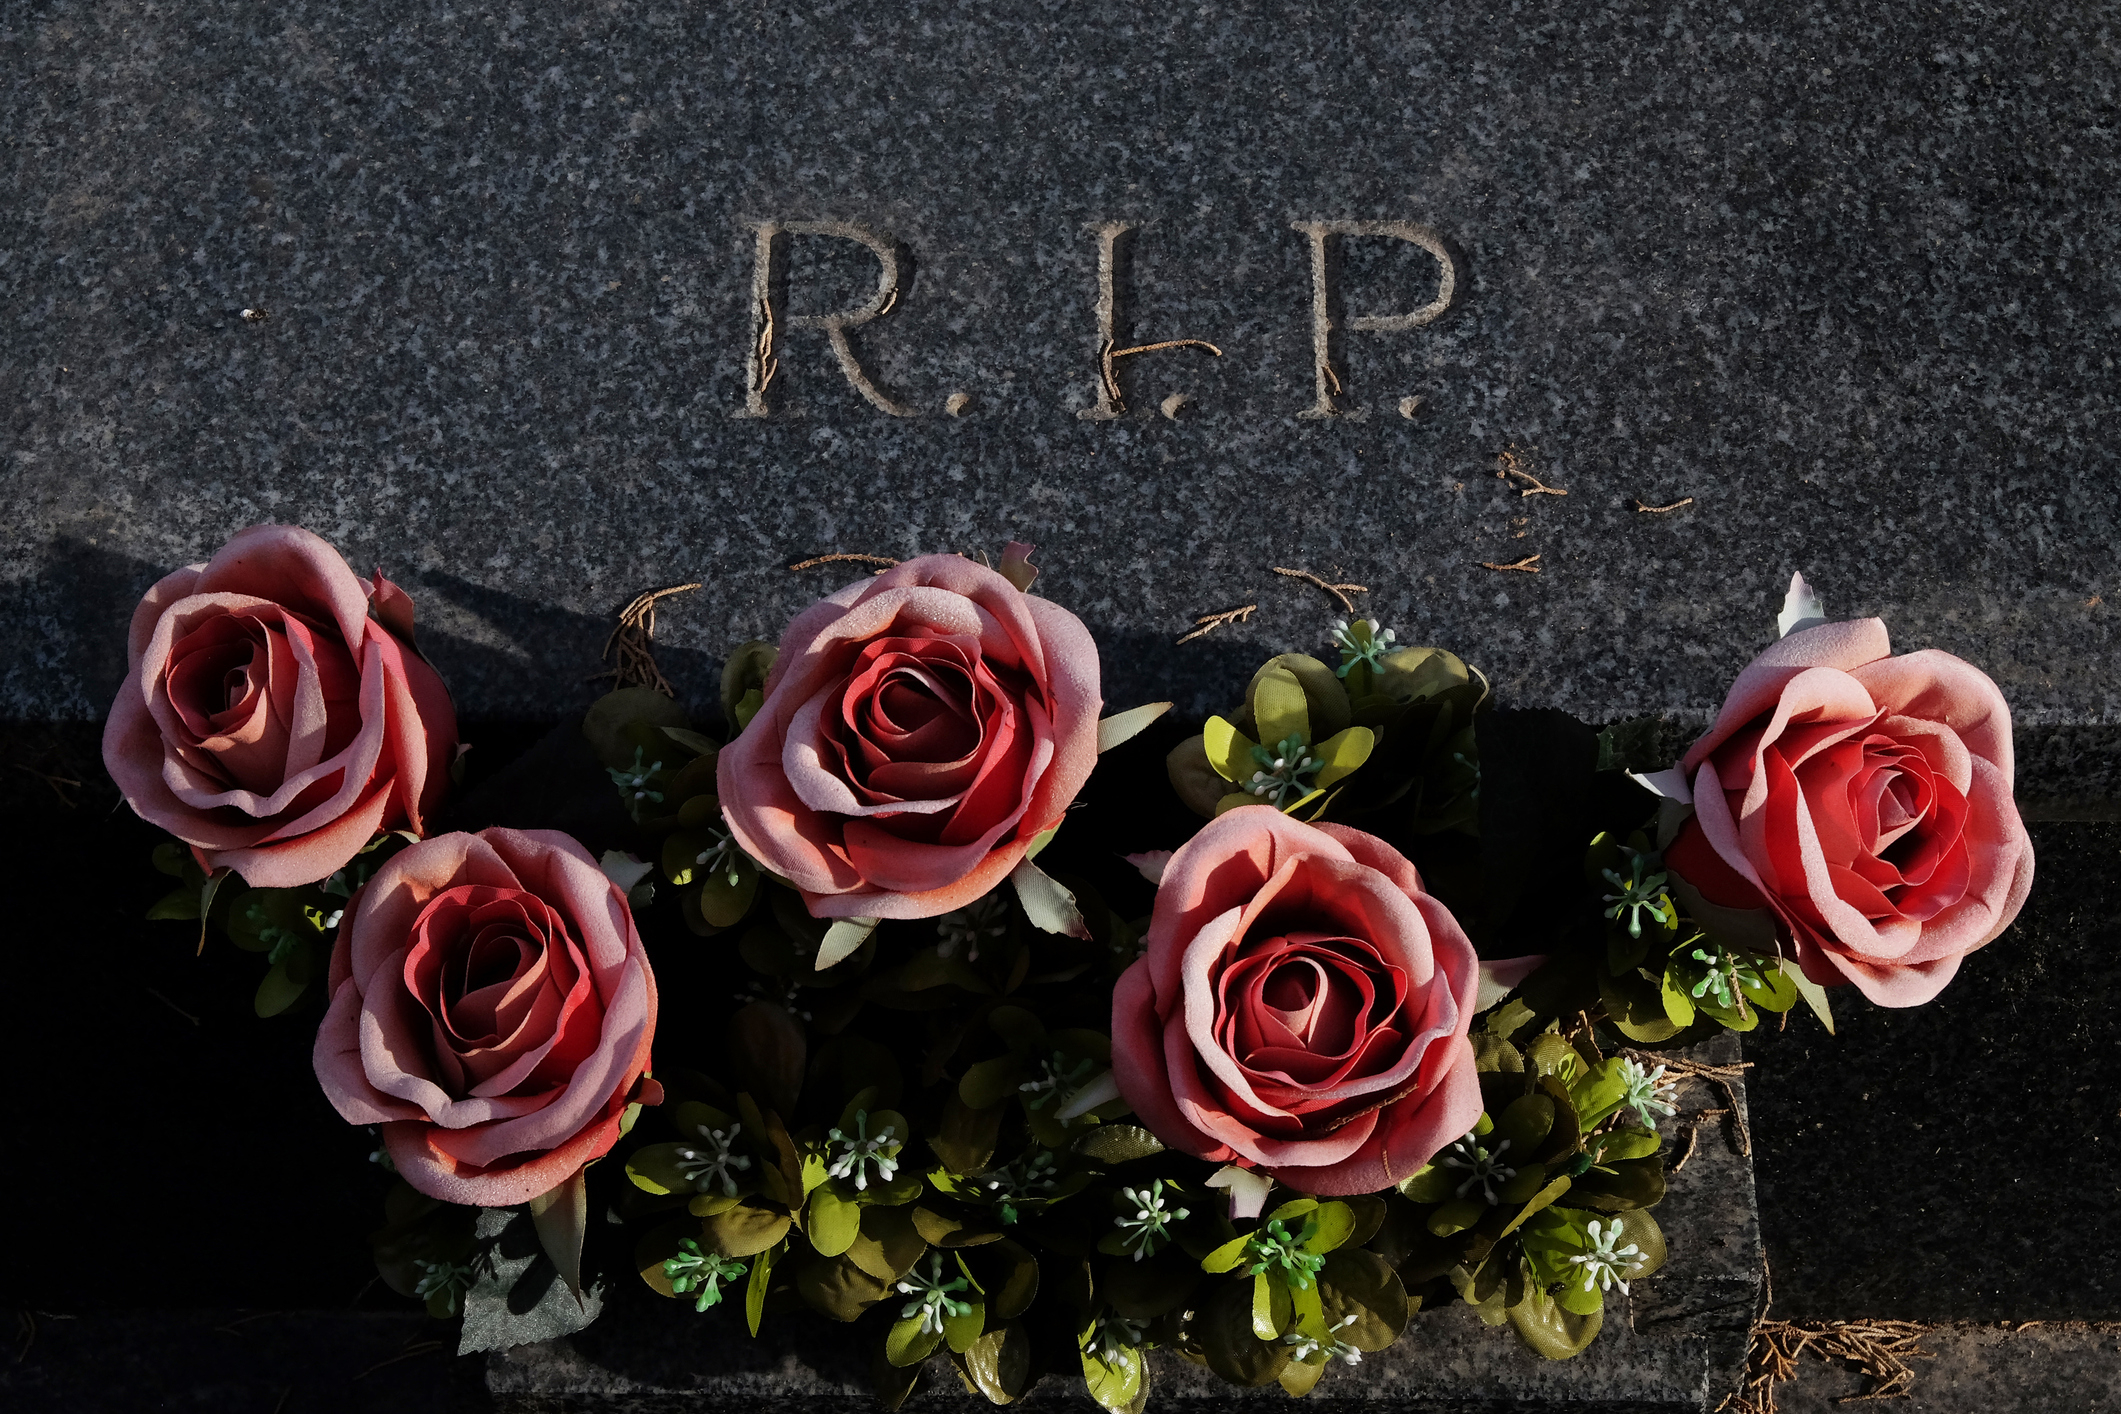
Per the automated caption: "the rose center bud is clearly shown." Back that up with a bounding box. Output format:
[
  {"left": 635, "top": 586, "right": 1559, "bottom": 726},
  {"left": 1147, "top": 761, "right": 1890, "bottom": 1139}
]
[
  {"left": 402, "top": 885, "right": 599, "bottom": 1099},
  {"left": 1220, "top": 931, "right": 1408, "bottom": 1095}
]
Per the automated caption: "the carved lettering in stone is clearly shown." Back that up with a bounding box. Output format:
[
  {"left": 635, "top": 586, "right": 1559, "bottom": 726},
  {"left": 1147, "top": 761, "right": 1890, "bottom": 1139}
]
[
  {"left": 1077, "top": 223, "right": 1222, "bottom": 420},
  {"left": 739, "top": 221, "right": 912, "bottom": 418},
  {"left": 1291, "top": 221, "right": 1457, "bottom": 419}
]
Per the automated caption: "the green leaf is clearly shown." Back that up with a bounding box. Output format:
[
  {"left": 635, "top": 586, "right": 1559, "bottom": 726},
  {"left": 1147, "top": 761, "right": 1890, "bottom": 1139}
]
[
  {"left": 1201, "top": 1233, "right": 1253, "bottom": 1274},
  {"left": 1251, "top": 1270, "right": 1293, "bottom": 1340},
  {"left": 1317, "top": 1249, "right": 1409, "bottom": 1349},
  {"left": 980, "top": 1240, "right": 1041, "bottom": 1320},
  {"left": 932, "top": 1092, "right": 1005, "bottom": 1174},
  {"left": 146, "top": 886, "right": 202, "bottom": 922},
  {"left": 1097, "top": 702, "right": 1173, "bottom": 754},
  {"left": 795, "top": 1253, "right": 890, "bottom": 1322},
  {"left": 1196, "top": 1280, "right": 1291, "bottom": 1388},
  {"left": 1082, "top": 1340, "right": 1145, "bottom": 1414},
  {"left": 1525, "top": 1033, "right": 1583, "bottom": 1082},
  {"left": 1556, "top": 1270, "right": 1606, "bottom": 1317},
  {"left": 1009, "top": 856, "right": 1091, "bottom": 939},
  {"left": 805, "top": 1185, "right": 863, "bottom": 1257},
  {"left": 943, "top": 1299, "right": 987, "bottom": 1354},
  {"left": 1597, "top": 1129, "right": 1662, "bottom": 1162},
  {"left": 1072, "top": 1125, "right": 1166, "bottom": 1165},
  {"left": 1278, "top": 1358, "right": 1325, "bottom": 1398},
  {"left": 1425, "top": 1198, "right": 1486, "bottom": 1236},
  {"left": 844, "top": 1207, "right": 927, "bottom": 1284},
  {"left": 701, "top": 1202, "right": 793, "bottom": 1259},
  {"left": 1100, "top": 1247, "right": 1197, "bottom": 1319},
  {"left": 885, "top": 1313, "right": 946, "bottom": 1368},
  {"left": 1506, "top": 1282, "right": 1603, "bottom": 1359},
  {"left": 660, "top": 726, "right": 720, "bottom": 758},
  {"left": 253, "top": 942, "right": 314, "bottom": 1017},
  {"left": 1311, "top": 725, "right": 1375, "bottom": 789},
  {"left": 582, "top": 687, "right": 690, "bottom": 769},
  {"left": 527, "top": 1167, "right": 590, "bottom": 1308},
  {"left": 698, "top": 861, "right": 760, "bottom": 929},
  {"left": 627, "top": 1142, "right": 704, "bottom": 1197},
  {"left": 1398, "top": 1164, "right": 1457, "bottom": 1204},
  {"left": 745, "top": 1240, "right": 779, "bottom": 1336},
  {"left": 816, "top": 915, "right": 880, "bottom": 970},
  {"left": 1493, "top": 1094, "right": 1556, "bottom": 1158},
  {"left": 1659, "top": 967, "right": 1698, "bottom": 1028},
  {"left": 720, "top": 641, "right": 777, "bottom": 735},
  {"left": 1471, "top": 1033, "right": 1526, "bottom": 1072},
  {"left": 1568, "top": 1158, "right": 1667, "bottom": 1213},
  {"left": 957, "top": 1320, "right": 1034, "bottom": 1404},
  {"left": 1783, "top": 957, "right": 1836, "bottom": 1034},
  {"left": 1299, "top": 1201, "right": 1356, "bottom": 1255},
  {"left": 1201, "top": 716, "right": 1255, "bottom": 783},
  {"left": 1615, "top": 1207, "right": 1668, "bottom": 1283},
  {"left": 1742, "top": 957, "right": 1801, "bottom": 1013},
  {"left": 1600, "top": 966, "right": 1681, "bottom": 1044},
  {"left": 1251, "top": 665, "right": 1314, "bottom": 758},
  {"left": 1495, "top": 1176, "right": 1574, "bottom": 1239}
]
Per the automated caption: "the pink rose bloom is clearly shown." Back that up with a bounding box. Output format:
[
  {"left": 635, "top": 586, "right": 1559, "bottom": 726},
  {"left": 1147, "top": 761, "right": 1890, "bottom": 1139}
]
[
  {"left": 313, "top": 828, "right": 659, "bottom": 1206},
  {"left": 718, "top": 554, "right": 1101, "bottom": 920},
  {"left": 103, "top": 524, "right": 457, "bottom": 889},
  {"left": 1112, "top": 807, "right": 1482, "bottom": 1196},
  {"left": 1666, "top": 616, "right": 2035, "bottom": 1007}
]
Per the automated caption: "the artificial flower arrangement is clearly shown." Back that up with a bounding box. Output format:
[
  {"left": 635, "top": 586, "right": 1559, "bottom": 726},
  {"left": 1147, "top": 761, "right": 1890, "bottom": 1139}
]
[{"left": 110, "top": 525, "right": 2034, "bottom": 1409}]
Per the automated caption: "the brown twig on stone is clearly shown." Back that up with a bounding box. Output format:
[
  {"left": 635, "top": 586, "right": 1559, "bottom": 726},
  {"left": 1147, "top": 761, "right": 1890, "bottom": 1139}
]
[
  {"left": 1176, "top": 604, "right": 1258, "bottom": 646},
  {"left": 1497, "top": 446, "right": 1567, "bottom": 496},
  {"left": 1479, "top": 554, "right": 1543, "bottom": 573},
  {"left": 1718, "top": 1318, "right": 1937, "bottom": 1414},
  {"left": 1100, "top": 338, "right": 1224, "bottom": 410},
  {"left": 787, "top": 552, "right": 901, "bottom": 572},
  {"left": 1633, "top": 497, "right": 1695, "bottom": 514},
  {"left": 1667, "top": 1120, "right": 1702, "bottom": 1174},
  {"left": 590, "top": 583, "right": 701, "bottom": 697},
  {"left": 9, "top": 762, "right": 80, "bottom": 808},
  {"left": 1270, "top": 566, "right": 1369, "bottom": 614}
]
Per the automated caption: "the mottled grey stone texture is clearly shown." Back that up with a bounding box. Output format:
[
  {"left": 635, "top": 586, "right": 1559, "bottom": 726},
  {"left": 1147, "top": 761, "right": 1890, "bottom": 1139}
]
[
  {"left": 1769, "top": 1321, "right": 2121, "bottom": 1413},
  {"left": 3, "top": 0, "right": 2116, "bottom": 746},
  {"left": 1745, "top": 820, "right": 2121, "bottom": 1324},
  {"left": 485, "top": 1036, "right": 1759, "bottom": 1412}
]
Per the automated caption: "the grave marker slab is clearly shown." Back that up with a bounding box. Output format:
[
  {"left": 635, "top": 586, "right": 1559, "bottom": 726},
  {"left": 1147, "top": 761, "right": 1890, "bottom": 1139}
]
[{"left": 4, "top": 0, "right": 2115, "bottom": 773}]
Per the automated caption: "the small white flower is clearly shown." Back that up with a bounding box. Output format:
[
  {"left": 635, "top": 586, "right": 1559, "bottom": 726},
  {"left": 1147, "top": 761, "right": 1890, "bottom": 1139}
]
[
  {"left": 824, "top": 1111, "right": 900, "bottom": 1192},
  {"left": 937, "top": 893, "right": 1008, "bottom": 961},
  {"left": 1113, "top": 1179, "right": 1190, "bottom": 1260},
  {"left": 1087, "top": 1311, "right": 1147, "bottom": 1363},
  {"left": 1439, "top": 1132, "right": 1516, "bottom": 1203},
  {"left": 1284, "top": 1313, "right": 1363, "bottom": 1365},
  {"left": 896, "top": 1254, "right": 973, "bottom": 1335},
  {"left": 1615, "top": 1057, "right": 1678, "bottom": 1131},
  {"left": 1567, "top": 1219, "right": 1643, "bottom": 1294},
  {"left": 673, "top": 1122, "right": 753, "bottom": 1196}
]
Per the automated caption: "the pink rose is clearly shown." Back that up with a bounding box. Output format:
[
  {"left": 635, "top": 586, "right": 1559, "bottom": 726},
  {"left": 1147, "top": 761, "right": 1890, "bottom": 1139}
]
[
  {"left": 313, "top": 828, "right": 659, "bottom": 1206},
  {"left": 718, "top": 554, "right": 1101, "bottom": 920},
  {"left": 102, "top": 524, "right": 457, "bottom": 889},
  {"left": 1666, "top": 616, "right": 2035, "bottom": 1007},
  {"left": 1112, "top": 807, "right": 1482, "bottom": 1196}
]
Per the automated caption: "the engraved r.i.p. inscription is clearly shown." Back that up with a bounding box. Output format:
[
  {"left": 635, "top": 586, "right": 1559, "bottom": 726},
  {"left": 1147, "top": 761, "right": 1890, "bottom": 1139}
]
[
  {"left": 740, "top": 221, "right": 912, "bottom": 418},
  {"left": 733, "top": 218, "right": 1456, "bottom": 418}
]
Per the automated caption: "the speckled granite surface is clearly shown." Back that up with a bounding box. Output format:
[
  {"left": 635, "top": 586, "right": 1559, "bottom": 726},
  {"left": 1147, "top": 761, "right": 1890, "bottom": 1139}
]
[{"left": 3, "top": 0, "right": 2115, "bottom": 734}]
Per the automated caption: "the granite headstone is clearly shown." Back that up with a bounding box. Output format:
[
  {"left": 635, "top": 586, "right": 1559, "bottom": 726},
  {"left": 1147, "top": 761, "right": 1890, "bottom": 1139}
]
[
  {"left": 6, "top": 2, "right": 2120, "bottom": 1411},
  {"left": 4, "top": 0, "right": 2115, "bottom": 794}
]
